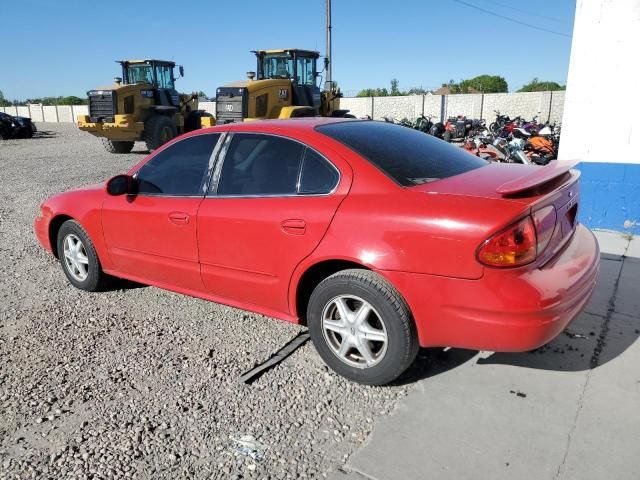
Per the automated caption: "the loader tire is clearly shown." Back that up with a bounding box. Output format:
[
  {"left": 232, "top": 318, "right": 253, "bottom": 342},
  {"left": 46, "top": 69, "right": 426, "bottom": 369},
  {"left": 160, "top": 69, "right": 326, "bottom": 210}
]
[
  {"left": 102, "top": 139, "right": 134, "bottom": 154},
  {"left": 144, "top": 115, "right": 177, "bottom": 152}
]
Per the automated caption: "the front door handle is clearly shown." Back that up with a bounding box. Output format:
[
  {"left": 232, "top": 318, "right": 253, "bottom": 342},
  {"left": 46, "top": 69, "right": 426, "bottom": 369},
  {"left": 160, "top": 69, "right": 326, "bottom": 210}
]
[
  {"left": 168, "top": 211, "right": 190, "bottom": 225},
  {"left": 281, "top": 219, "right": 306, "bottom": 235}
]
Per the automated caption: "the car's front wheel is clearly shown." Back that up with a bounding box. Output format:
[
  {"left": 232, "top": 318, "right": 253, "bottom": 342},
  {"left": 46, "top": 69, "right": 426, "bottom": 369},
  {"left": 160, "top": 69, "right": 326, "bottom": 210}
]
[
  {"left": 307, "top": 269, "right": 418, "bottom": 385},
  {"left": 56, "top": 220, "right": 109, "bottom": 291}
]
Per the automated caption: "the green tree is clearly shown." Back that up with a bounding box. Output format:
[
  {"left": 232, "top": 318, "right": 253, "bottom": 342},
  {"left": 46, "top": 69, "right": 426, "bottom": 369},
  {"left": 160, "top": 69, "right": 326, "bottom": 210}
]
[
  {"left": 518, "top": 78, "right": 566, "bottom": 92},
  {"left": 0, "top": 89, "right": 9, "bottom": 106},
  {"left": 390, "top": 78, "right": 401, "bottom": 96},
  {"left": 459, "top": 75, "right": 508, "bottom": 93},
  {"left": 356, "top": 87, "right": 389, "bottom": 97},
  {"left": 443, "top": 75, "right": 508, "bottom": 94}
]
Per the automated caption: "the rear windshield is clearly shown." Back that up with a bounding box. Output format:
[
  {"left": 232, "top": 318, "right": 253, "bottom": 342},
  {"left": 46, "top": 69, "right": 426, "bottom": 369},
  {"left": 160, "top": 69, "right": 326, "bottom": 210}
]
[{"left": 316, "top": 121, "right": 487, "bottom": 186}]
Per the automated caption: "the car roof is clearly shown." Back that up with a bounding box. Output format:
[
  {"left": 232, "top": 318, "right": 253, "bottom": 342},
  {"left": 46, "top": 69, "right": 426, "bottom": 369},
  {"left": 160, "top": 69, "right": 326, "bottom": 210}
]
[{"left": 200, "top": 117, "right": 359, "bottom": 136}]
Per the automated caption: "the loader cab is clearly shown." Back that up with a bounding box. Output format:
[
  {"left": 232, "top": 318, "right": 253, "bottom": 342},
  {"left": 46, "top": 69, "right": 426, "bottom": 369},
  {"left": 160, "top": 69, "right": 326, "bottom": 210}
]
[
  {"left": 118, "top": 59, "right": 183, "bottom": 107},
  {"left": 255, "top": 49, "right": 322, "bottom": 110}
]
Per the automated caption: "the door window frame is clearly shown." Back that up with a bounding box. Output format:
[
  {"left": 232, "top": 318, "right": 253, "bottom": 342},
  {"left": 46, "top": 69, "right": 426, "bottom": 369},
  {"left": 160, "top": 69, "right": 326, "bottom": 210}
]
[
  {"left": 206, "top": 132, "right": 341, "bottom": 198},
  {"left": 130, "top": 132, "right": 227, "bottom": 198}
]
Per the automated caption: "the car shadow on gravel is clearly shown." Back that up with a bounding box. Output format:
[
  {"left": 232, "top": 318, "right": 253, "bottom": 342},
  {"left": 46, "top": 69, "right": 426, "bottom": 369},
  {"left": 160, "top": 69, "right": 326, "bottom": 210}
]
[
  {"left": 31, "top": 131, "right": 58, "bottom": 139},
  {"left": 102, "top": 278, "right": 148, "bottom": 291}
]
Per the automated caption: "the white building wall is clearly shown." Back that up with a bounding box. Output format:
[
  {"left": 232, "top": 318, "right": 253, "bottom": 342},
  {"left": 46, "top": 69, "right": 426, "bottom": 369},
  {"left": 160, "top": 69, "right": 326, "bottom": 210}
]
[{"left": 559, "top": 0, "right": 640, "bottom": 162}]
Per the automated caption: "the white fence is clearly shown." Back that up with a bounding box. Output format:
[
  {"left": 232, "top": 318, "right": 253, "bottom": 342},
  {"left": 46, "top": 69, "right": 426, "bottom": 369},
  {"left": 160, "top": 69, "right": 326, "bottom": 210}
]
[
  {"left": 340, "top": 90, "right": 565, "bottom": 124},
  {"left": 1, "top": 92, "right": 564, "bottom": 124}
]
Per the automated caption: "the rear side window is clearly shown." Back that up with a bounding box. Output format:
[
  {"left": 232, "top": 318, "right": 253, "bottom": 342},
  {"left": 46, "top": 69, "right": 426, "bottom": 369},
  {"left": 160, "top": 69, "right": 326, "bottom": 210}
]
[
  {"left": 317, "top": 121, "right": 486, "bottom": 186},
  {"left": 299, "top": 149, "right": 339, "bottom": 194},
  {"left": 136, "top": 133, "right": 220, "bottom": 195},
  {"left": 217, "top": 134, "right": 305, "bottom": 195}
]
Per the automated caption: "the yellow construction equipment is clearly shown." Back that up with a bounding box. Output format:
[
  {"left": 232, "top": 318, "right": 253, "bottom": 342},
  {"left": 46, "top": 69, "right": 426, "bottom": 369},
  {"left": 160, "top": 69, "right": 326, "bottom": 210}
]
[
  {"left": 215, "top": 49, "right": 349, "bottom": 124},
  {"left": 77, "top": 59, "right": 214, "bottom": 153},
  {"left": 215, "top": 2, "right": 350, "bottom": 123}
]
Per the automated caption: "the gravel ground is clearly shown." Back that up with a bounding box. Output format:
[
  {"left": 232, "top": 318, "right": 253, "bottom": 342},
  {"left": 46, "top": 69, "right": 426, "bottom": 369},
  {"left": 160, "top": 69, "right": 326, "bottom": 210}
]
[{"left": 0, "top": 124, "right": 426, "bottom": 479}]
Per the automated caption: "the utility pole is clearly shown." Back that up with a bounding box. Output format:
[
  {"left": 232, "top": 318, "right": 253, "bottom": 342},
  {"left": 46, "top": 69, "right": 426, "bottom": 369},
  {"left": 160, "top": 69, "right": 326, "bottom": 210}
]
[{"left": 325, "top": 0, "right": 332, "bottom": 91}]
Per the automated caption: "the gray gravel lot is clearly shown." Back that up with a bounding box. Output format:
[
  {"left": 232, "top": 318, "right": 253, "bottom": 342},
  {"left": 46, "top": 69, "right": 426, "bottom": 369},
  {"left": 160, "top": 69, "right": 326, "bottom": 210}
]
[{"left": 0, "top": 124, "right": 424, "bottom": 479}]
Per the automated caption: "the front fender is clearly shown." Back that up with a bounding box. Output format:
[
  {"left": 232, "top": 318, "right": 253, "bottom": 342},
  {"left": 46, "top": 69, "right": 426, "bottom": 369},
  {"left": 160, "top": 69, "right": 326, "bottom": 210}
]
[{"left": 35, "top": 186, "right": 113, "bottom": 270}]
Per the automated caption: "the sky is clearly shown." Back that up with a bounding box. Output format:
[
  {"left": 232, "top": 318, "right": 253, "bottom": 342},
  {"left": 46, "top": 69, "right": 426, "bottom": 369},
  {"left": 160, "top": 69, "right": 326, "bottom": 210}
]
[{"left": 1, "top": 0, "right": 575, "bottom": 100}]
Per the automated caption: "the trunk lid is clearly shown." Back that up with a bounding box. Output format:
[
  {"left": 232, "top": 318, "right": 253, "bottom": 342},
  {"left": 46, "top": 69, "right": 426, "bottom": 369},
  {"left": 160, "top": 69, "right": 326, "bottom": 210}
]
[{"left": 412, "top": 161, "right": 581, "bottom": 268}]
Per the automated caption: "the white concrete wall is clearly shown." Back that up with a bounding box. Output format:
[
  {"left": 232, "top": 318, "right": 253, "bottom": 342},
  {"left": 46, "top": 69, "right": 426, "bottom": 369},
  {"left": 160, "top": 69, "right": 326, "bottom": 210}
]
[
  {"left": 339, "top": 90, "right": 564, "bottom": 123},
  {"left": 2, "top": 90, "right": 565, "bottom": 124},
  {"left": 423, "top": 95, "right": 442, "bottom": 121},
  {"left": 371, "top": 95, "right": 423, "bottom": 120},
  {"left": 29, "top": 104, "right": 44, "bottom": 122},
  {"left": 42, "top": 106, "right": 58, "bottom": 122},
  {"left": 559, "top": 0, "right": 640, "bottom": 162},
  {"left": 199, "top": 101, "right": 216, "bottom": 116},
  {"left": 339, "top": 97, "right": 373, "bottom": 118},
  {"left": 71, "top": 105, "right": 88, "bottom": 121}
]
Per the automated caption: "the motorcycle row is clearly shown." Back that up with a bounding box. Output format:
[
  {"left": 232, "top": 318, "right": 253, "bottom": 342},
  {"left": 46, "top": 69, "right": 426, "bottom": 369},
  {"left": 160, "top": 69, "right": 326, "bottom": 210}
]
[{"left": 379, "top": 110, "right": 561, "bottom": 166}]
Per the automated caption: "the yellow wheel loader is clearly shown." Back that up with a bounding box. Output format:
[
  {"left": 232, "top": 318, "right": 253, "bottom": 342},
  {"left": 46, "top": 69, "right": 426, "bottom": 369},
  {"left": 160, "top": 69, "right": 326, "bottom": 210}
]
[
  {"left": 215, "top": 49, "right": 351, "bottom": 124},
  {"left": 77, "top": 59, "right": 214, "bottom": 153}
]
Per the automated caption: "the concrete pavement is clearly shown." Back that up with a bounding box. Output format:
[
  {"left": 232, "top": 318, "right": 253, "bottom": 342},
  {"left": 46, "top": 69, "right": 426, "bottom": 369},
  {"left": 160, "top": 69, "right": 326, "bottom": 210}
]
[{"left": 330, "top": 231, "right": 640, "bottom": 480}]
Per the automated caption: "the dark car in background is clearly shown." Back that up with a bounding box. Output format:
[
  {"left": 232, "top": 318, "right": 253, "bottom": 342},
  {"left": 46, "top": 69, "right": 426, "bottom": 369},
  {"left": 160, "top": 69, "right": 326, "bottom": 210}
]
[{"left": 0, "top": 112, "right": 37, "bottom": 139}]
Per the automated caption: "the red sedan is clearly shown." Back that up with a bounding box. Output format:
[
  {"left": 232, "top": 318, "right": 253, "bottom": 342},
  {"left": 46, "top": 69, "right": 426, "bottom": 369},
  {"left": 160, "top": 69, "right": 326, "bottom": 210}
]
[{"left": 34, "top": 118, "right": 599, "bottom": 385}]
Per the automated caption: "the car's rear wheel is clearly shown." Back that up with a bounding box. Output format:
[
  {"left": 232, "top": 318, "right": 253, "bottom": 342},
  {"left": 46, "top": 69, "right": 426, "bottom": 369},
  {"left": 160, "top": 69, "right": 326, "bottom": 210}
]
[
  {"left": 307, "top": 269, "right": 418, "bottom": 385},
  {"left": 56, "top": 220, "right": 109, "bottom": 291}
]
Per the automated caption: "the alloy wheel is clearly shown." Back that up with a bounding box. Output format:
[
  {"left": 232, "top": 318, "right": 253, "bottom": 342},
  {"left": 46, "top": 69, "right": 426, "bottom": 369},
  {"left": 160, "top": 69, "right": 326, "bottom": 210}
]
[
  {"left": 321, "top": 295, "right": 388, "bottom": 369},
  {"left": 62, "top": 233, "right": 89, "bottom": 282}
]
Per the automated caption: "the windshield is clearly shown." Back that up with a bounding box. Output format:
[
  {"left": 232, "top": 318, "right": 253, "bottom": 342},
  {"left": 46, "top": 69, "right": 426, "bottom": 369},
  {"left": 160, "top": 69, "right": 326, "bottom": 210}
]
[
  {"left": 317, "top": 121, "right": 487, "bottom": 186},
  {"left": 261, "top": 53, "right": 293, "bottom": 79},
  {"left": 126, "top": 64, "right": 154, "bottom": 84}
]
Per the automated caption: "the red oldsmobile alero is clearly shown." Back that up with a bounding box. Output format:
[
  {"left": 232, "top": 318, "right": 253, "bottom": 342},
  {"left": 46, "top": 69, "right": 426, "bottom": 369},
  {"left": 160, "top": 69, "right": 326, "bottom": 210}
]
[{"left": 34, "top": 118, "right": 599, "bottom": 385}]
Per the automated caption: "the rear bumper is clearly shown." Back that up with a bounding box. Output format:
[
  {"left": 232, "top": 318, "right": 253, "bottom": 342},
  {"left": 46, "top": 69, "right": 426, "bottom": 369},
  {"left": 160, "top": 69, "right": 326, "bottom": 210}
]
[
  {"left": 77, "top": 114, "right": 143, "bottom": 140},
  {"left": 379, "top": 224, "right": 600, "bottom": 351}
]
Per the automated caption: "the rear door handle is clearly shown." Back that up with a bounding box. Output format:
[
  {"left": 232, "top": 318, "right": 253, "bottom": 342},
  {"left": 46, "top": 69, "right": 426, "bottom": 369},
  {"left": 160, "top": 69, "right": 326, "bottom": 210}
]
[
  {"left": 281, "top": 219, "right": 306, "bottom": 235},
  {"left": 168, "top": 211, "right": 190, "bottom": 225}
]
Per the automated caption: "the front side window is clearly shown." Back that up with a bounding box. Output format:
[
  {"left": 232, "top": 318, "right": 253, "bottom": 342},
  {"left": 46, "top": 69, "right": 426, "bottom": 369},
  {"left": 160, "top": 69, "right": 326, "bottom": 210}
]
[
  {"left": 261, "top": 54, "right": 294, "bottom": 79},
  {"left": 216, "top": 134, "right": 305, "bottom": 196},
  {"left": 295, "top": 56, "right": 315, "bottom": 86},
  {"left": 154, "top": 65, "right": 174, "bottom": 89},
  {"left": 136, "top": 133, "right": 220, "bottom": 196},
  {"left": 127, "top": 64, "right": 153, "bottom": 84}
]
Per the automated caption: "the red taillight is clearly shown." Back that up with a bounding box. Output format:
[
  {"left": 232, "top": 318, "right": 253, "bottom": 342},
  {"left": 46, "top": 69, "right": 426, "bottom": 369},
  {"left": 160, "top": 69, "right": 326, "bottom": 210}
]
[{"left": 478, "top": 216, "right": 537, "bottom": 267}]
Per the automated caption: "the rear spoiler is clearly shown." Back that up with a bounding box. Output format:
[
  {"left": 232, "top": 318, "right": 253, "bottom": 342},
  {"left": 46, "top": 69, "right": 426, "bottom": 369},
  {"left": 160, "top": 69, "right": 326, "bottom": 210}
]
[{"left": 496, "top": 161, "right": 579, "bottom": 196}]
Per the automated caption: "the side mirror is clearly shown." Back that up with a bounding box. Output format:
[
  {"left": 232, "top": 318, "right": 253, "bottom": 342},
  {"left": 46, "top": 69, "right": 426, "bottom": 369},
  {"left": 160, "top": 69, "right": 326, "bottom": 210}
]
[
  {"left": 179, "top": 66, "right": 184, "bottom": 77},
  {"left": 106, "top": 174, "right": 132, "bottom": 196}
]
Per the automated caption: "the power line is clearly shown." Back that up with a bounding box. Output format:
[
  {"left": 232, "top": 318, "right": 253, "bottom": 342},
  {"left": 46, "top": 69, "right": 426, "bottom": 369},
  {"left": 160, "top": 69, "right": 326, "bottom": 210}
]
[
  {"left": 451, "top": 0, "right": 572, "bottom": 38},
  {"left": 479, "top": 0, "right": 568, "bottom": 24}
]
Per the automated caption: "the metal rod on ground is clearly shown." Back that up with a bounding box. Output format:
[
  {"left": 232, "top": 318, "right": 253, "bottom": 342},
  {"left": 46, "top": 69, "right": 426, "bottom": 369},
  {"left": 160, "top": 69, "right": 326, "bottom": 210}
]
[{"left": 239, "top": 332, "right": 310, "bottom": 384}]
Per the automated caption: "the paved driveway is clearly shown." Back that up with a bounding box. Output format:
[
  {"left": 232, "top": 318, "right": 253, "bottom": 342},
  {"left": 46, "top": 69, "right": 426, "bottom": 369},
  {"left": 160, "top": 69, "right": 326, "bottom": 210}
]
[{"left": 332, "top": 231, "right": 640, "bottom": 480}]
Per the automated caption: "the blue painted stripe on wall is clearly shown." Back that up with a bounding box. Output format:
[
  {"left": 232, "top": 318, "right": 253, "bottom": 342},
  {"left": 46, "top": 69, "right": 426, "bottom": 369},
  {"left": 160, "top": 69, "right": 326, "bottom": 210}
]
[{"left": 576, "top": 162, "right": 640, "bottom": 234}]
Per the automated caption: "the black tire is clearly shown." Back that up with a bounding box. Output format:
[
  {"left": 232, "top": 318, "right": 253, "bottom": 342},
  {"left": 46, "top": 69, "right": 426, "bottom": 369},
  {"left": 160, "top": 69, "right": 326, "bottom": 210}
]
[
  {"left": 102, "top": 138, "right": 134, "bottom": 154},
  {"left": 307, "top": 269, "right": 419, "bottom": 385},
  {"left": 489, "top": 122, "right": 499, "bottom": 133},
  {"left": 56, "top": 220, "right": 109, "bottom": 292},
  {"left": 144, "top": 115, "right": 177, "bottom": 151},
  {"left": 443, "top": 131, "right": 452, "bottom": 143},
  {"left": 184, "top": 110, "right": 213, "bottom": 132}
]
